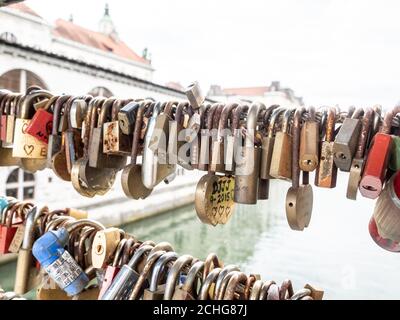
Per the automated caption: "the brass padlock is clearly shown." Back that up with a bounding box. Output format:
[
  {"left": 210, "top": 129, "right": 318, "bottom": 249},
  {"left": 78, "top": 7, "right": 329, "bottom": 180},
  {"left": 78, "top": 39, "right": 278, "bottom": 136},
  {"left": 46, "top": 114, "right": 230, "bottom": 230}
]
[
  {"left": 185, "top": 81, "right": 204, "bottom": 110},
  {"left": 91, "top": 228, "right": 122, "bottom": 269},
  {"left": 269, "top": 108, "right": 293, "bottom": 181},
  {"left": 13, "top": 89, "right": 53, "bottom": 173},
  {"left": 299, "top": 106, "right": 319, "bottom": 172},
  {"left": 286, "top": 107, "right": 313, "bottom": 231}
]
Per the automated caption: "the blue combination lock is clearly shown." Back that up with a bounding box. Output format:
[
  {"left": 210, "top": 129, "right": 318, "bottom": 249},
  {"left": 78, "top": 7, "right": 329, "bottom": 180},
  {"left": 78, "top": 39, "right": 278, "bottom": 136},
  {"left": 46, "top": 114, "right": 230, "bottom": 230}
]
[{"left": 32, "top": 228, "right": 89, "bottom": 296}]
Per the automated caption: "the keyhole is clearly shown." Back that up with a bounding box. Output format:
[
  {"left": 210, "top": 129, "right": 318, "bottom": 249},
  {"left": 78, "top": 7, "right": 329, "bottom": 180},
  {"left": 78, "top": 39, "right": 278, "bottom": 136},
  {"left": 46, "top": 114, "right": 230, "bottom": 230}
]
[
  {"left": 337, "top": 152, "right": 346, "bottom": 160},
  {"left": 289, "top": 202, "right": 294, "bottom": 208},
  {"left": 96, "top": 244, "right": 104, "bottom": 255},
  {"left": 362, "top": 185, "right": 377, "bottom": 192}
]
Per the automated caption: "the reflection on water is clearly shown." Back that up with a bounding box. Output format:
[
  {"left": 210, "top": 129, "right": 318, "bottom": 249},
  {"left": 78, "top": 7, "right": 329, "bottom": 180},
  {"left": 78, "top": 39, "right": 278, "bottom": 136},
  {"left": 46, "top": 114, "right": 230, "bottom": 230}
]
[{"left": 1, "top": 173, "right": 400, "bottom": 299}]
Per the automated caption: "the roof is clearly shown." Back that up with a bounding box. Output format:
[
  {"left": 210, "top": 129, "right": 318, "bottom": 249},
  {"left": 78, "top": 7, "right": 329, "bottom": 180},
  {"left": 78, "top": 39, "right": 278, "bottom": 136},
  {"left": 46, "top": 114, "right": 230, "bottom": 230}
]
[
  {"left": 53, "top": 19, "right": 149, "bottom": 65},
  {"left": 222, "top": 86, "right": 270, "bottom": 96},
  {"left": 7, "top": 2, "right": 42, "bottom": 18}
]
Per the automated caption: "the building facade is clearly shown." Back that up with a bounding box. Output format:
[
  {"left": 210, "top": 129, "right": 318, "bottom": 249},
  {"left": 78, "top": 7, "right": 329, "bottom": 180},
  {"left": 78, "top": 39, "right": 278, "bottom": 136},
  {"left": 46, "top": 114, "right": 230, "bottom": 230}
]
[
  {"left": 208, "top": 81, "right": 303, "bottom": 108},
  {"left": 0, "top": 3, "right": 199, "bottom": 213}
]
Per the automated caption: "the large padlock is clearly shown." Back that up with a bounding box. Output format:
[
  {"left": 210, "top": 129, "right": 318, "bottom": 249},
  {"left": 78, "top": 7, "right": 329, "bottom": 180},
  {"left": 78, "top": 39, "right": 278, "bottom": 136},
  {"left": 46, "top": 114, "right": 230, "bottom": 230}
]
[
  {"left": 91, "top": 227, "right": 121, "bottom": 269},
  {"left": 12, "top": 90, "right": 53, "bottom": 173},
  {"left": 118, "top": 101, "right": 141, "bottom": 135},
  {"left": 32, "top": 228, "right": 89, "bottom": 296},
  {"left": 234, "top": 103, "right": 265, "bottom": 204},
  {"left": 299, "top": 106, "right": 319, "bottom": 172}
]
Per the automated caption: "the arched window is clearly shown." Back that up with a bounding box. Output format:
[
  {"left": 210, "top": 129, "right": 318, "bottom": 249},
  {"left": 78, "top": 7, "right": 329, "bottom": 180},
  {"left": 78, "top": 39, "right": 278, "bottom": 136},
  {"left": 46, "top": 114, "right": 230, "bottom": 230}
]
[
  {"left": 0, "top": 32, "right": 17, "bottom": 43},
  {"left": 0, "top": 69, "right": 48, "bottom": 92},
  {"left": 88, "top": 86, "right": 113, "bottom": 97},
  {"left": 5, "top": 168, "right": 35, "bottom": 200}
]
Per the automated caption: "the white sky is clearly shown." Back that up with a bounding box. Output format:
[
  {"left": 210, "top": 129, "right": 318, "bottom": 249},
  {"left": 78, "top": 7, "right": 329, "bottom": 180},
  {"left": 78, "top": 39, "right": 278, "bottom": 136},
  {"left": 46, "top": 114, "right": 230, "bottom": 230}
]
[{"left": 25, "top": 0, "right": 400, "bottom": 108}]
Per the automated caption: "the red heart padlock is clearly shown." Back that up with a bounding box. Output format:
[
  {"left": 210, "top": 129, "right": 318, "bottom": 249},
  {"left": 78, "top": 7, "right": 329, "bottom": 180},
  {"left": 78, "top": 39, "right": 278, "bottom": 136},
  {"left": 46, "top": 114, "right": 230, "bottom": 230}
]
[{"left": 25, "top": 108, "right": 54, "bottom": 144}]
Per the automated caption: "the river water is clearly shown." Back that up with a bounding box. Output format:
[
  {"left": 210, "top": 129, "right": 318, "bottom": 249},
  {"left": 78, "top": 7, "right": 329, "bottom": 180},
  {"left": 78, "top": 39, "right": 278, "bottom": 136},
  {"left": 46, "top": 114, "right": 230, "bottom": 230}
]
[{"left": 1, "top": 173, "right": 399, "bottom": 299}]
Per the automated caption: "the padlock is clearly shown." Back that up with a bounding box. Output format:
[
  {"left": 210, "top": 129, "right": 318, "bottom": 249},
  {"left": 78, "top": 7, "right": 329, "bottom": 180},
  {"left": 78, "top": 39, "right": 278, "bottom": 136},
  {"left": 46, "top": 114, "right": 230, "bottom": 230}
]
[
  {"left": 25, "top": 96, "right": 58, "bottom": 143},
  {"left": 103, "top": 99, "right": 132, "bottom": 156},
  {"left": 359, "top": 106, "right": 399, "bottom": 199},
  {"left": 91, "top": 227, "right": 121, "bottom": 269},
  {"left": 71, "top": 98, "right": 117, "bottom": 197},
  {"left": 195, "top": 174, "right": 235, "bottom": 226},
  {"left": 32, "top": 228, "right": 89, "bottom": 296},
  {"left": 88, "top": 97, "right": 127, "bottom": 169},
  {"left": 346, "top": 107, "right": 373, "bottom": 200},
  {"left": 172, "top": 260, "right": 204, "bottom": 300},
  {"left": 0, "top": 202, "right": 21, "bottom": 254},
  {"left": 315, "top": 108, "right": 337, "bottom": 188},
  {"left": 121, "top": 100, "right": 154, "bottom": 199},
  {"left": 142, "top": 102, "right": 175, "bottom": 188},
  {"left": 47, "top": 95, "right": 71, "bottom": 168},
  {"left": 143, "top": 251, "right": 178, "bottom": 300},
  {"left": 185, "top": 81, "right": 204, "bottom": 110},
  {"left": 333, "top": 107, "right": 363, "bottom": 172},
  {"left": 269, "top": 108, "right": 293, "bottom": 181},
  {"left": 5, "top": 93, "right": 21, "bottom": 146},
  {"left": 14, "top": 206, "right": 48, "bottom": 294},
  {"left": 118, "top": 101, "right": 140, "bottom": 135},
  {"left": 163, "top": 254, "right": 194, "bottom": 300},
  {"left": 215, "top": 270, "right": 239, "bottom": 300},
  {"left": 211, "top": 103, "right": 238, "bottom": 173},
  {"left": 234, "top": 103, "right": 266, "bottom": 204},
  {"left": 260, "top": 107, "right": 286, "bottom": 179},
  {"left": 98, "top": 238, "right": 127, "bottom": 299},
  {"left": 128, "top": 249, "right": 166, "bottom": 300},
  {"left": 8, "top": 202, "right": 33, "bottom": 254},
  {"left": 225, "top": 104, "right": 247, "bottom": 173},
  {"left": 368, "top": 171, "right": 400, "bottom": 252},
  {"left": 299, "top": 106, "right": 319, "bottom": 172},
  {"left": 286, "top": 107, "right": 313, "bottom": 231},
  {"left": 101, "top": 244, "right": 153, "bottom": 300},
  {"left": 64, "top": 96, "right": 85, "bottom": 174},
  {"left": 198, "top": 103, "right": 219, "bottom": 171}
]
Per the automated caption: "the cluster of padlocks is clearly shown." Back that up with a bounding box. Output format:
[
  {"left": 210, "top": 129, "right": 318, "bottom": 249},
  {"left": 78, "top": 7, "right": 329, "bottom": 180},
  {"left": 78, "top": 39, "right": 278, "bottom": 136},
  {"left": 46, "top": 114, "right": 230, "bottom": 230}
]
[
  {"left": 1, "top": 85, "right": 400, "bottom": 250},
  {"left": 0, "top": 197, "right": 322, "bottom": 300}
]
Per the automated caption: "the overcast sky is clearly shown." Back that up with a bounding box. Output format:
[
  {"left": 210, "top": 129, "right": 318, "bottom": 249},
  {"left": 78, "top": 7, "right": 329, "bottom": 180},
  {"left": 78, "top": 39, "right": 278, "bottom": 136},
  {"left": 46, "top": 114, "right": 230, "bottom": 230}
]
[{"left": 25, "top": 0, "right": 400, "bottom": 108}]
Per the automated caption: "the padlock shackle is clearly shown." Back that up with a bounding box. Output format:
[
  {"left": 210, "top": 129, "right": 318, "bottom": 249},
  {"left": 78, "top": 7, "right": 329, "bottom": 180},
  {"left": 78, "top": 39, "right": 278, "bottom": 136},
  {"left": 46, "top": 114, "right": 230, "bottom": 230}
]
[
  {"left": 129, "top": 100, "right": 152, "bottom": 163},
  {"left": 128, "top": 249, "right": 166, "bottom": 300},
  {"left": 19, "top": 90, "right": 53, "bottom": 119},
  {"left": 223, "top": 271, "right": 248, "bottom": 300},
  {"left": 182, "top": 260, "right": 205, "bottom": 292},
  {"left": 351, "top": 107, "right": 364, "bottom": 120},
  {"left": 203, "top": 252, "right": 222, "bottom": 281},
  {"left": 126, "top": 244, "right": 153, "bottom": 269},
  {"left": 164, "top": 254, "right": 194, "bottom": 300},
  {"left": 212, "top": 104, "right": 225, "bottom": 131},
  {"left": 381, "top": 105, "right": 400, "bottom": 134},
  {"left": 112, "top": 238, "right": 127, "bottom": 267},
  {"left": 217, "top": 270, "right": 239, "bottom": 300},
  {"left": 98, "top": 98, "right": 116, "bottom": 127},
  {"left": 65, "top": 219, "right": 105, "bottom": 234},
  {"left": 281, "top": 108, "right": 294, "bottom": 135},
  {"left": 245, "top": 102, "right": 266, "bottom": 147},
  {"left": 292, "top": 106, "right": 306, "bottom": 189},
  {"left": 215, "top": 264, "right": 240, "bottom": 299},
  {"left": 51, "top": 95, "right": 72, "bottom": 135},
  {"left": 355, "top": 107, "right": 373, "bottom": 159},
  {"left": 307, "top": 106, "right": 316, "bottom": 122},
  {"left": 199, "top": 267, "right": 222, "bottom": 300},
  {"left": 22, "top": 205, "right": 48, "bottom": 249},
  {"left": 149, "top": 251, "right": 178, "bottom": 291},
  {"left": 217, "top": 102, "right": 238, "bottom": 140},
  {"left": 346, "top": 105, "right": 356, "bottom": 119},
  {"left": 267, "top": 107, "right": 285, "bottom": 138}
]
